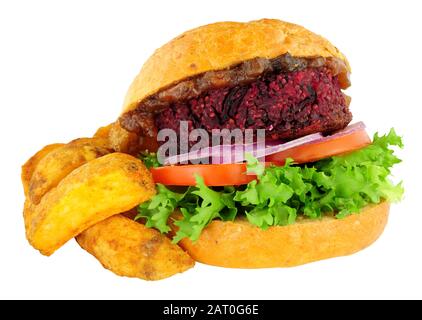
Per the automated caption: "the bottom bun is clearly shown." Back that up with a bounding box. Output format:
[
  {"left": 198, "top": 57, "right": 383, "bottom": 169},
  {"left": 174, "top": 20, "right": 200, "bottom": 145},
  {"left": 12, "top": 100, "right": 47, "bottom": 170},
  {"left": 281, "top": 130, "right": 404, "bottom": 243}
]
[{"left": 178, "top": 202, "right": 389, "bottom": 268}]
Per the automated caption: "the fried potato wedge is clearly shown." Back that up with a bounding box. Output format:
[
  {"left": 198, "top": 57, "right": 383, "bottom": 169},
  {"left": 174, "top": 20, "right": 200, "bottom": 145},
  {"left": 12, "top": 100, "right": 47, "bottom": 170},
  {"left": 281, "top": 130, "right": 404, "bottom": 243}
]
[
  {"left": 28, "top": 153, "right": 156, "bottom": 256},
  {"left": 21, "top": 143, "right": 64, "bottom": 196},
  {"left": 108, "top": 122, "right": 140, "bottom": 154},
  {"left": 94, "top": 123, "right": 113, "bottom": 139},
  {"left": 76, "top": 215, "right": 194, "bottom": 280},
  {"left": 28, "top": 138, "right": 112, "bottom": 204}
]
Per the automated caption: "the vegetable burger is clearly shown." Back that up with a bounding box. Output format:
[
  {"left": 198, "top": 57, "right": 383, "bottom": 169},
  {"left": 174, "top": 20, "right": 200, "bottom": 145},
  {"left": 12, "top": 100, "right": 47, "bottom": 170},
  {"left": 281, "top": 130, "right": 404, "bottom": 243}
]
[{"left": 118, "top": 19, "right": 403, "bottom": 268}]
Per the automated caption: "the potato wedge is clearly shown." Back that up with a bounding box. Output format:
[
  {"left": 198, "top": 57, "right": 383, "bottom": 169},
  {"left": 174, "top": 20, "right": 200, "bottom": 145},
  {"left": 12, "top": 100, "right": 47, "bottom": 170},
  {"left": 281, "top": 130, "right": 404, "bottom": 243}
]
[
  {"left": 21, "top": 143, "right": 64, "bottom": 196},
  {"left": 94, "top": 123, "right": 113, "bottom": 139},
  {"left": 28, "top": 153, "right": 156, "bottom": 256},
  {"left": 28, "top": 138, "right": 112, "bottom": 204},
  {"left": 68, "top": 137, "right": 111, "bottom": 148},
  {"left": 108, "top": 122, "right": 140, "bottom": 154},
  {"left": 76, "top": 215, "right": 194, "bottom": 280}
]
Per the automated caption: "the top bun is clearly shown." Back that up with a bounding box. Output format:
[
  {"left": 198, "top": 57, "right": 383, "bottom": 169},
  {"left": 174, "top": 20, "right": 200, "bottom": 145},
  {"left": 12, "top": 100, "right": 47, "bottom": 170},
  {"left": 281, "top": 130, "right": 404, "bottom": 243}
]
[{"left": 122, "top": 18, "right": 350, "bottom": 114}]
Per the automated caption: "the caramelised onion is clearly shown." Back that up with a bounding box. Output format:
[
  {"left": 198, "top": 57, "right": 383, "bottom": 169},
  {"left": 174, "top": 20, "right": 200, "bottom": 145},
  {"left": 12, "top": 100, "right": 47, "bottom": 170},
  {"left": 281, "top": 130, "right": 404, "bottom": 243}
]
[{"left": 164, "top": 122, "right": 366, "bottom": 165}]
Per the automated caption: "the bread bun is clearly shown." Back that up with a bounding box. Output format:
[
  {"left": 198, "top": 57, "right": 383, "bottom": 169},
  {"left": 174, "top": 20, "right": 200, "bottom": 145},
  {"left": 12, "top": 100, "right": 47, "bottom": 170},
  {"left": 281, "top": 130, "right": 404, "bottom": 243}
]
[
  {"left": 178, "top": 202, "right": 389, "bottom": 268},
  {"left": 123, "top": 19, "right": 350, "bottom": 113}
]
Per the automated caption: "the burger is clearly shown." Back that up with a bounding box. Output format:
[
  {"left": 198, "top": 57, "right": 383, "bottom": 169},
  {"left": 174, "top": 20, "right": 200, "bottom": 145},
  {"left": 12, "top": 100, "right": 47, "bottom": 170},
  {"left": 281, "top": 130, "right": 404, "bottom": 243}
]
[{"left": 118, "top": 19, "right": 403, "bottom": 268}]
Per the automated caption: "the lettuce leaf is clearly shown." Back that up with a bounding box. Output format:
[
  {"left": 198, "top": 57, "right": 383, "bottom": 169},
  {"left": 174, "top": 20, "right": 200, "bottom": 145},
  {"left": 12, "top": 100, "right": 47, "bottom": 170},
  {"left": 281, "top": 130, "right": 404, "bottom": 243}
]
[
  {"left": 139, "top": 151, "right": 161, "bottom": 169},
  {"left": 137, "top": 129, "right": 404, "bottom": 242}
]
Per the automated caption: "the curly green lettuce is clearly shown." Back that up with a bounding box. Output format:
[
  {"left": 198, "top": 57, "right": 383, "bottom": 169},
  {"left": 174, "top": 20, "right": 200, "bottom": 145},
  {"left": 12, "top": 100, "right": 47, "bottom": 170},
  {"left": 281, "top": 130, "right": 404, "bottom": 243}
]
[
  {"left": 136, "top": 129, "right": 403, "bottom": 243},
  {"left": 139, "top": 151, "right": 161, "bottom": 169}
]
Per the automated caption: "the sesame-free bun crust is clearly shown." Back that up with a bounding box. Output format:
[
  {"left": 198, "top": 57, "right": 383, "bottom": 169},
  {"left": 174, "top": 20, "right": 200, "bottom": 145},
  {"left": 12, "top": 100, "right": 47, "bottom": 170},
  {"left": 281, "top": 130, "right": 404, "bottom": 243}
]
[
  {"left": 123, "top": 19, "right": 350, "bottom": 113},
  {"left": 178, "top": 202, "right": 389, "bottom": 268}
]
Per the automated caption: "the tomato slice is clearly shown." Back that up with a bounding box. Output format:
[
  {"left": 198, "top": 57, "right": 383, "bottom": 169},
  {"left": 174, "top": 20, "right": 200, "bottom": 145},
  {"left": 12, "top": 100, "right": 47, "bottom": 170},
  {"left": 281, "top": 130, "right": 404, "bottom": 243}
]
[
  {"left": 151, "top": 128, "right": 371, "bottom": 186},
  {"left": 151, "top": 163, "right": 256, "bottom": 186},
  {"left": 266, "top": 128, "right": 371, "bottom": 165}
]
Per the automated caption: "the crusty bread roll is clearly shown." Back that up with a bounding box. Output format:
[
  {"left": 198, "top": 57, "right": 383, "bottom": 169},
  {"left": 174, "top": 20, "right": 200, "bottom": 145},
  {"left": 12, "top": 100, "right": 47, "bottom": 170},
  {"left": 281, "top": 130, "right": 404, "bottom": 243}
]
[
  {"left": 123, "top": 18, "right": 350, "bottom": 113},
  {"left": 177, "top": 202, "right": 389, "bottom": 268}
]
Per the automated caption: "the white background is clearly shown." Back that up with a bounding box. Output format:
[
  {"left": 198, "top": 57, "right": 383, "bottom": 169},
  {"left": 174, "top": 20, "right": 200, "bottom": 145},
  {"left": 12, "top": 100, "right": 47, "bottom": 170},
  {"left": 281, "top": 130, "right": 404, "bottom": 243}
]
[{"left": 1, "top": 0, "right": 421, "bottom": 300}]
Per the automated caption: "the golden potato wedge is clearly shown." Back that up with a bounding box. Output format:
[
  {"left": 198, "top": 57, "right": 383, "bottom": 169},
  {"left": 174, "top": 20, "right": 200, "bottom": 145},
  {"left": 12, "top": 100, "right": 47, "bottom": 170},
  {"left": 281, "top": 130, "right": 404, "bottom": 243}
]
[
  {"left": 21, "top": 143, "right": 64, "bottom": 196},
  {"left": 67, "top": 137, "right": 111, "bottom": 149},
  {"left": 108, "top": 122, "right": 140, "bottom": 154},
  {"left": 76, "top": 215, "right": 194, "bottom": 280},
  {"left": 94, "top": 123, "right": 113, "bottom": 140},
  {"left": 28, "top": 138, "right": 112, "bottom": 204},
  {"left": 28, "top": 153, "right": 156, "bottom": 256}
]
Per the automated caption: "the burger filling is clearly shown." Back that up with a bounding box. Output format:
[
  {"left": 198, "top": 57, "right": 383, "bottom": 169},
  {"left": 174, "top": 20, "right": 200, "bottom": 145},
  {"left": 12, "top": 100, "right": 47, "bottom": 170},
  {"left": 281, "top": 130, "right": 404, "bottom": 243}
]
[
  {"left": 119, "top": 55, "right": 403, "bottom": 243},
  {"left": 137, "top": 131, "right": 403, "bottom": 243},
  {"left": 155, "top": 66, "right": 351, "bottom": 142}
]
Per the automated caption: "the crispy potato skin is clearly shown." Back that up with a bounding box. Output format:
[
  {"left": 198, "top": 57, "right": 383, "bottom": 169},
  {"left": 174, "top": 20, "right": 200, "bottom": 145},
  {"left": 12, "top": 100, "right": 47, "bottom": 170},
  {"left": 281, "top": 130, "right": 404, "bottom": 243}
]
[
  {"left": 21, "top": 143, "right": 64, "bottom": 196},
  {"left": 28, "top": 138, "right": 112, "bottom": 205},
  {"left": 28, "top": 153, "right": 156, "bottom": 256},
  {"left": 23, "top": 200, "right": 36, "bottom": 240},
  {"left": 77, "top": 215, "right": 194, "bottom": 280}
]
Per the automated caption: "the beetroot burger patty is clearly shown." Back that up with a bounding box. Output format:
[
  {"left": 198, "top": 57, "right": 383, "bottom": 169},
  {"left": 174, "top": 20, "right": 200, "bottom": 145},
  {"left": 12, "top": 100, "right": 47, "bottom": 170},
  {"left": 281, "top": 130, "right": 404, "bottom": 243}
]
[{"left": 154, "top": 66, "right": 351, "bottom": 142}]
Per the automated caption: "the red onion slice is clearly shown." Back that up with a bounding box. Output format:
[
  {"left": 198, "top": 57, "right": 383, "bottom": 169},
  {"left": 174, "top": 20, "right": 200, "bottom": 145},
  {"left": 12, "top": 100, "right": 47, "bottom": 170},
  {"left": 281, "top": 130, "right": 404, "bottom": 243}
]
[{"left": 164, "top": 122, "right": 366, "bottom": 165}]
